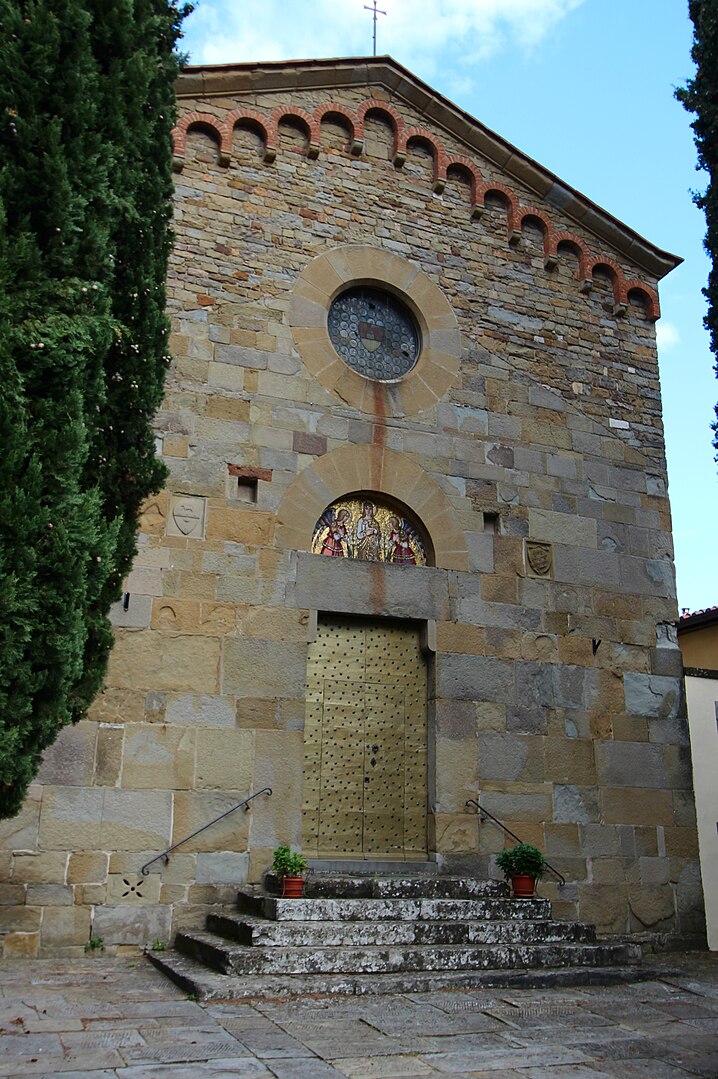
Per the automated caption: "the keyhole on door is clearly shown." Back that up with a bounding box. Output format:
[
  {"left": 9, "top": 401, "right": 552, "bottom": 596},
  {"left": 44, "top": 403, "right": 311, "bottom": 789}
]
[{"left": 372, "top": 744, "right": 379, "bottom": 753}]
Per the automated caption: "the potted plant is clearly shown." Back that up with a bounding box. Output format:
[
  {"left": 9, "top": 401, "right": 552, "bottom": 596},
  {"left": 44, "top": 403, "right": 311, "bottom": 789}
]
[
  {"left": 271, "top": 845, "right": 308, "bottom": 898},
  {"left": 495, "top": 842, "right": 546, "bottom": 898}
]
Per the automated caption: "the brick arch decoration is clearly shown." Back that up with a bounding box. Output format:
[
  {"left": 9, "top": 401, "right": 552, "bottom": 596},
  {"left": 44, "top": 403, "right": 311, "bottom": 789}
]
[
  {"left": 172, "top": 97, "right": 661, "bottom": 322},
  {"left": 275, "top": 444, "right": 469, "bottom": 571},
  {"left": 288, "top": 244, "right": 462, "bottom": 417}
]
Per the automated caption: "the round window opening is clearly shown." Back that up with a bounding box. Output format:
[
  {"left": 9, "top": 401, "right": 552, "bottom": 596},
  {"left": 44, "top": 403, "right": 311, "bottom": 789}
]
[{"left": 327, "top": 286, "right": 420, "bottom": 382}]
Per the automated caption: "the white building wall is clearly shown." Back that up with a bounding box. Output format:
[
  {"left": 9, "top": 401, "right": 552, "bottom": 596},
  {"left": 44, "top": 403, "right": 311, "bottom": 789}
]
[{"left": 685, "top": 674, "right": 718, "bottom": 950}]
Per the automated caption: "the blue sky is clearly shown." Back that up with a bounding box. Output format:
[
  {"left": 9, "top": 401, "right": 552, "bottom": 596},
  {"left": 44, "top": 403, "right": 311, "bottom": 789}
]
[{"left": 180, "top": 0, "right": 717, "bottom": 614}]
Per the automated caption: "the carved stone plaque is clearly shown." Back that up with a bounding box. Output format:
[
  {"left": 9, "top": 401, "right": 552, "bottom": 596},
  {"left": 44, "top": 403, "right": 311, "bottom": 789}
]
[
  {"left": 525, "top": 539, "right": 553, "bottom": 578},
  {"left": 166, "top": 494, "right": 206, "bottom": 539}
]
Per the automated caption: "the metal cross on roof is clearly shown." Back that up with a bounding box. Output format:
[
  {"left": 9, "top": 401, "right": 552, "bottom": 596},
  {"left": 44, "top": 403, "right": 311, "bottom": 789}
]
[{"left": 364, "top": 0, "right": 387, "bottom": 56}]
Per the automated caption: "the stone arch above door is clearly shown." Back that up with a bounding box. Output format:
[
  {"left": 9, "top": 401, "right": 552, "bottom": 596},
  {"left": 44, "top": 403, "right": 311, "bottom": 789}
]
[{"left": 276, "top": 444, "right": 469, "bottom": 570}]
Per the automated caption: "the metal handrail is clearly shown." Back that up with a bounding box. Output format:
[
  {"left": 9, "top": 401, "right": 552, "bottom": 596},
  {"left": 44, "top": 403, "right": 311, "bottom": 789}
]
[
  {"left": 140, "top": 787, "right": 272, "bottom": 876},
  {"left": 466, "top": 798, "right": 566, "bottom": 887}
]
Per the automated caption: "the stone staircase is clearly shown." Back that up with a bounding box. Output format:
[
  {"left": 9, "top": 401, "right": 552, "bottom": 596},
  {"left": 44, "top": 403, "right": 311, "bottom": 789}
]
[{"left": 148, "top": 873, "right": 654, "bottom": 999}]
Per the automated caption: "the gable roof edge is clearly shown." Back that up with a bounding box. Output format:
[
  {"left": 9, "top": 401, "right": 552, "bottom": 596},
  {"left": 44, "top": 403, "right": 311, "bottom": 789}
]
[{"left": 177, "top": 56, "right": 681, "bottom": 280}]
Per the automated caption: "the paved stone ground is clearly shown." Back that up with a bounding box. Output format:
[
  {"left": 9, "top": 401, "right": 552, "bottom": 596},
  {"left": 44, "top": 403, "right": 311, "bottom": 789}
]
[{"left": 0, "top": 953, "right": 716, "bottom": 1078}]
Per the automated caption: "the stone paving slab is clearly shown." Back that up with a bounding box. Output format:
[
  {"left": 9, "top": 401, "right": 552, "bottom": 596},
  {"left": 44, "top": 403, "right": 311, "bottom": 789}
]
[{"left": 0, "top": 953, "right": 716, "bottom": 1078}]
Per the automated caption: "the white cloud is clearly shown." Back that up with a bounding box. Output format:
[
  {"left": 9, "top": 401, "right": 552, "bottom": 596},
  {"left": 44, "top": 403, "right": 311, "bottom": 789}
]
[
  {"left": 182, "top": 0, "right": 584, "bottom": 83},
  {"left": 656, "top": 320, "right": 680, "bottom": 352}
]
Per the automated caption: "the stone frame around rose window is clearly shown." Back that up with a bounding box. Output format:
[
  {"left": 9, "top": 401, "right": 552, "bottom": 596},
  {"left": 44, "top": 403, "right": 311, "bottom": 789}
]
[{"left": 289, "top": 245, "right": 462, "bottom": 417}]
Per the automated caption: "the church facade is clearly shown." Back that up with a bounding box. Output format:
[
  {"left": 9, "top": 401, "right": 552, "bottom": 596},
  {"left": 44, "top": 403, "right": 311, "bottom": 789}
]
[{"left": 0, "top": 57, "right": 704, "bottom": 956}]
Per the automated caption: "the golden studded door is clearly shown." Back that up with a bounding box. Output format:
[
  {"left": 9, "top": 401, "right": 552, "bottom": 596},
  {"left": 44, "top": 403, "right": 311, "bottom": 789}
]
[{"left": 303, "top": 616, "right": 428, "bottom": 860}]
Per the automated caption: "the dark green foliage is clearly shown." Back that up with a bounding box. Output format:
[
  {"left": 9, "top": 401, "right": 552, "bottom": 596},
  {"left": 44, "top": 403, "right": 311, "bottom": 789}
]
[
  {"left": 0, "top": 0, "right": 190, "bottom": 818},
  {"left": 495, "top": 843, "right": 546, "bottom": 880},
  {"left": 677, "top": 0, "right": 718, "bottom": 456}
]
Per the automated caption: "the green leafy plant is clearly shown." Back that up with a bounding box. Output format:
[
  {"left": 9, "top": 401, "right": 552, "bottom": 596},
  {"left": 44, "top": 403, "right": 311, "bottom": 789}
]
[
  {"left": 84, "top": 935, "right": 105, "bottom": 953},
  {"left": 495, "top": 843, "right": 546, "bottom": 880},
  {"left": 151, "top": 939, "right": 166, "bottom": 951},
  {"left": 271, "top": 845, "right": 308, "bottom": 878}
]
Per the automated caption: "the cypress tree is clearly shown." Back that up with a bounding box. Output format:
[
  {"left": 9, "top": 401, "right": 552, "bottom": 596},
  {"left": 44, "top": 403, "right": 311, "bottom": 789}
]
[
  {"left": 677, "top": 0, "right": 718, "bottom": 457},
  {"left": 0, "top": 0, "right": 190, "bottom": 819}
]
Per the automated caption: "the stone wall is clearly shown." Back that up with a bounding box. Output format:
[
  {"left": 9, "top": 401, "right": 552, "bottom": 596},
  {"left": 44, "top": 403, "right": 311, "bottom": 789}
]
[{"left": 0, "top": 60, "right": 704, "bottom": 957}]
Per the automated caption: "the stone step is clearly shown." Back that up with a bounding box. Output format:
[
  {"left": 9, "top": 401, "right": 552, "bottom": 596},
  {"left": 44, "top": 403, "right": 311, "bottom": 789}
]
[
  {"left": 304, "top": 875, "right": 509, "bottom": 900},
  {"left": 237, "top": 891, "right": 552, "bottom": 922},
  {"left": 207, "top": 912, "right": 597, "bottom": 948},
  {"left": 175, "top": 930, "right": 639, "bottom": 977},
  {"left": 308, "top": 859, "right": 439, "bottom": 876},
  {"left": 148, "top": 949, "right": 662, "bottom": 1001}
]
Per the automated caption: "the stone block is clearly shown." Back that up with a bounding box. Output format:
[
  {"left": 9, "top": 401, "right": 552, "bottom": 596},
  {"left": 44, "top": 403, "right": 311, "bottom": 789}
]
[
  {"left": 624, "top": 672, "right": 680, "bottom": 721},
  {"left": 38, "top": 787, "right": 104, "bottom": 850},
  {"left": 578, "top": 883, "right": 628, "bottom": 935},
  {"left": 236, "top": 697, "right": 280, "bottom": 729},
  {"left": 434, "top": 699, "right": 478, "bottom": 740},
  {"left": 435, "top": 622, "right": 486, "bottom": 656},
  {"left": 171, "top": 791, "right": 251, "bottom": 853},
  {"left": 109, "top": 593, "right": 153, "bottom": 629},
  {"left": 250, "top": 731, "right": 304, "bottom": 849},
  {"left": 466, "top": 531, "right": 494, "bottom": 573},
  {"left": 121, "top": 726, "right": 195, "bottom": 790},
  {"left": 94, "top": 725, "right": 124, "bottom": 786},
  {"left": 0, "top": 905, "right": 41, "bottom": 932},
  {"left": 223, "top": 636, "right": 307, "bottom": 700},
  {"left": 601, "top": 787, "right": 674, "bottom": 826},
  {"left": 0, "top": 795, "right": 40, "bottom": 849},
  {"left": 552, "top": 784, "right": 599, "bottom": 823},
  {"left": 2, "top": 932, "right": 40, "bottom": 958},
  {"left": 437, "top": 654, "right": 515, "bottom": 702},
  {"left": 195, "top": 729, "right": 254, "bottom": 791},
  {"left": 26, "top": 884, "right": 73, "bottom": 905},
  {"left": 544, "top": 823, "right": 580, "bottom": 857},
  {"left": 195, "top": 852, "right": 249, "bottom": 884},
  {"left": 107, "top": 631, "right": 220, "bottom": 693},
  {"left": 40, "top": 906, "right": 91, "bottom": 949},
  {"left": 294, "top": 553, "right": 452, "bottom": 621},
  {"left": 434, "top": 813, "right": 479, "bottom": 854},
  {"left": 100, "top": 790, "right": 173, "bottom": 851},
  {"left": 595, "top": 741, "right": 665, "bottom": 788},
  {"left": 628, "top": 884, "right": 675, "bottom": 928},
  {"left": 478, "top": 789, "right": 551, "bottom": 824},
  {"left": 578, "top": 823, "right": 620, "bottom": 857},
  {"left": 435, "top": 739, "right": 478, "bottom": 811},
  {"left": 37, "top": 722, "right": 96, "bottom": 787},
  {"left": 88, "top": 687, "right": 145, "bottom": 725},
  {"left": 639, "top": 857, "right": 671, "bottom": 886},
  {"left": 544, "top": 739, "right": 595, "bottom": 785},
  {"left": 506, "top": 706, "right": 547, "bottom": 735},
  {"left": 528, "top": 508, "right": 596, "bottom": 548},
  {"left": 67, "top": 851, "right": 108, "bottom": 884},
  {"left": 92, "top": 904, "right": 172, "bottom": 946},
  {"left": 206, "top": 506, "right": 274, "bottom": 545},
  {"left": 476, "top": 732, "right": 542, "bottom": 784},
  {"left": 165, "top": 694, "right": 236, "bottom": 728},
  {"left": 106, "top": 873, "right": 161, "bottom": 905},
  {"left": 12, "top": 851, "right": 68, "bottom": 885}
]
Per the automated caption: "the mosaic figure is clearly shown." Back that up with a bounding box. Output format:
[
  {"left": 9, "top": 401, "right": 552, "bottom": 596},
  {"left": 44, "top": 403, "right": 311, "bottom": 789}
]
[
  {"left": 311, "top": 496, "right": 427, "bottom": 566},
  {"left": 313, "top": 507, "right": 351, "bottom": 557},
  {"left": 388, "top": 516, "right": 417, "bottom": 565},
  {"left": 355, "top": 501, "right": 381, "bottom": 561}
]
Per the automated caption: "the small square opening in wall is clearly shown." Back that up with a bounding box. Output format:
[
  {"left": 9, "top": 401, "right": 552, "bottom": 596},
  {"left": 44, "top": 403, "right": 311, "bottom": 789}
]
[
  {"left": 227, "top": 464, "right": 272, "bottom": 503},
  {"left": 236, "top": 476, "right": 258, "bottom": 503},
  {"left": 483, "top": 511, "right": 500, "bottom": 534}
]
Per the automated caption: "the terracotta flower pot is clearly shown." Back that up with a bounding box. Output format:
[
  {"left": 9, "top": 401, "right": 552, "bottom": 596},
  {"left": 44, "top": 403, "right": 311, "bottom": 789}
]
[
  {"left": 281, "top": 875, "right": 304, "bottom": 898},
  {"left": 510, "top": 873, "right": 536, "bottom": 898}
]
